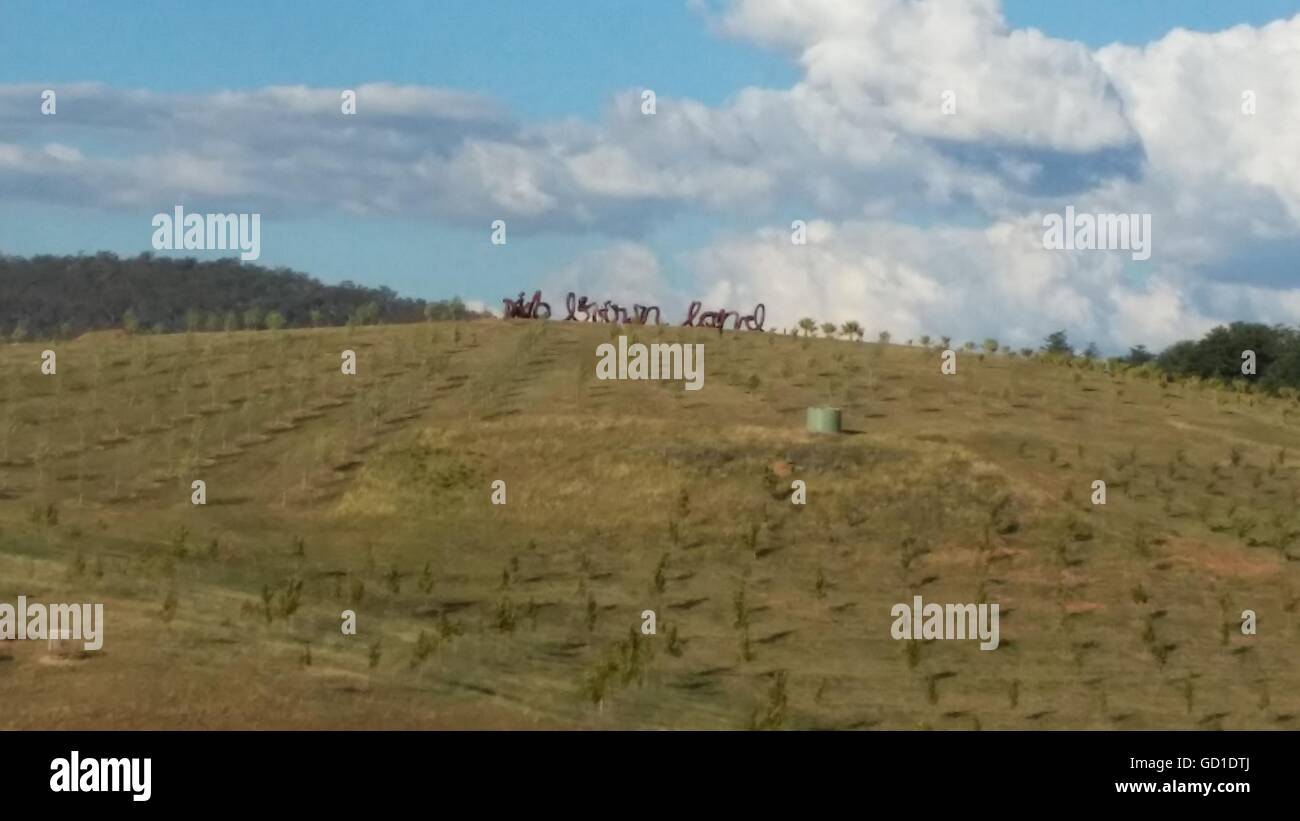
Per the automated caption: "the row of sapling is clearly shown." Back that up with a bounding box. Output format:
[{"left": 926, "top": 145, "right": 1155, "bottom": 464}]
[
  {"left": 114, "top": 302, "right": 390, "bottom": 336},
  {"left": 582, "top": 626, "right": 657, "bottom": 713},
  {"left": 793, "top": 318, "right": 866, "bottom": 340}
]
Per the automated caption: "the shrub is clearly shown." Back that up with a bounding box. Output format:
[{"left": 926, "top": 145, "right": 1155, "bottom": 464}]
[
  {"left": 750, "top": 671, "right": 789, "bottom": 729},
  {"left": 409, "top": 630, "right": 436, "bottom": 668}
]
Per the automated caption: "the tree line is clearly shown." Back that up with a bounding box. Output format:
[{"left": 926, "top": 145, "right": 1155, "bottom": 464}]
[
  {"left": 792, "top": 316, "right": 1300, "bottom": 395},
  {"left": 0, "top": 252, "right": 483, "bottom": 339},
  {"left": 998, "top": 325, "right": 1300, "bottom": 395},
  {"left": 6, "top": 252, "right": 1300, "bottom": 394}
]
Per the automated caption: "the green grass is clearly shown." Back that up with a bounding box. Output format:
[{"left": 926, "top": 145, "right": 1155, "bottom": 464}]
[{"left": 0, "top": 320, "right": 1297, "bottom": 729}]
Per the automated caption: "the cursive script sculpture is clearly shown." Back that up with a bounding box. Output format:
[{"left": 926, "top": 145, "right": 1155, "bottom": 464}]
[
  {"left": 502, "top": 290, "right": 551, "bottom": 319},
  {"left": 504, "top": 290, "right": 762, "bottom": 331},
  {"left": 681, "top": 300, "right": 765, "bottom": 331}
]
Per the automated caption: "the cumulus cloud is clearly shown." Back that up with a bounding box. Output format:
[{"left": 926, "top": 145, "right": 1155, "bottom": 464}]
[
  {"left": 2, "top": 2, "right": 1300, "bottom": 349},
  {"left": 681, "top": 1, "right": 1300, "bottom": 348},
  {"left": 718, "top": 0, "right": 1135, "bottom": 152},
  {"left": 692, "top": 216, "right": 1223, "bottom": 351}
]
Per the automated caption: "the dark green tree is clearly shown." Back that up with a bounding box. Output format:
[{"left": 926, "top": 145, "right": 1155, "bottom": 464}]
[
  {"left": 1041, "top": 330, "right": 1074, "bottom": 357},
  {"left": 1126, "top": 344, "right": 1155, "bottom": 365}
]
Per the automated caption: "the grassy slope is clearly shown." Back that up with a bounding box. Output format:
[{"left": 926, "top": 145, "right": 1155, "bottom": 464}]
[{"left": 0, "top": 319, "right": 1297, "bottom": 729}]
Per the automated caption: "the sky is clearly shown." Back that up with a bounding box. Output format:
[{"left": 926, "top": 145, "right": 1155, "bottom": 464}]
[{"left": 1, "top": 0, "right": 1299, "bottom": 351}]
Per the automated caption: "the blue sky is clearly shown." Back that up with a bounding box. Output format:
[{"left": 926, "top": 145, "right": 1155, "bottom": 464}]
[
  {"left": 1, "top": 1, "right": 1299, "bottom": 350},
  {"left": 0, "top": 1, "right": 797, "bottom": 118},
  {"left": 0, "top": 1, "right": 802, "bottom": 299},
  {"left": 7, "top": 1, "right": 1299, "bottom": 106},
  {"left": 8, "top": 1, "right": 1299, "bottom": 101}
]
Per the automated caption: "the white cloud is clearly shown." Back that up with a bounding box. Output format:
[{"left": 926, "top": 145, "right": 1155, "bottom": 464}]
[
  {"left": 692, "top": 216, "right": 1221, "bottom": 351},
  {"left": 1097, "top": 17, "right": 1300, "bottom": 223},
  {"left": 544, "top": 242, "right": 676, "bottom": 311},
  {"left": 718, "top": 0, "right": 1135, "bottom": 151},
  {"left": 3, "top": 3, "right": 1300, "bottom": 349}
]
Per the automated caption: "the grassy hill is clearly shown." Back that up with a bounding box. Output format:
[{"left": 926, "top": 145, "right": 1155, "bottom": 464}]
[{"left": 1, "top": 319, "right": 1297, "bottom": 729}]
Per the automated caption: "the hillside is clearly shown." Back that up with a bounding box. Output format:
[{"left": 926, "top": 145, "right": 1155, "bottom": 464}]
[
  {"left": 0, "top": 319, "right": 1296, "bottom": 729},
  {"left": 0, "top": 252, "right": 480, "bottom": 339}
]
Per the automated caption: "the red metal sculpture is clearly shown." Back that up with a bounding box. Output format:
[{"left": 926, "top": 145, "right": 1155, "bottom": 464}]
[
  {"left": 682, "top": 300, "right": 766, "bottom": 331},
  {"left": 505, "top": 290, "right": 761, "bottom": 331},
  {"left": 564, "top": 292, "right": 598, "bottom": 321},
  {"left": 633, "top": 304, "right": 662, "bottom": 325},
  {"left": 564, "top": 292, "right": 662, "bottom": 325},
  {"left": 503, "top": 290, "right": 551, "bottom": 319}
]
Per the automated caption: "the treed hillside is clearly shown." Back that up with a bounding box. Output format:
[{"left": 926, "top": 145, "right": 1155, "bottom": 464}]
[
  {"left": 0, "top": 252, "right": 482, "bottom": 338},
  {"left": 1003, "top": 325, "right": 1300, "bottom": 395},
  {"left": 1048, "top": 323, "right": 1300, "bottom": 395},
  {"left": 1153, "top": 322, "right": 1300, "bottom": 394}
]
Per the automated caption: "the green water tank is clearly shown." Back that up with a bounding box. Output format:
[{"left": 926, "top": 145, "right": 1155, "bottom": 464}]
[{"left": 806, "top": 406, "right": 842, "bottom": 434}]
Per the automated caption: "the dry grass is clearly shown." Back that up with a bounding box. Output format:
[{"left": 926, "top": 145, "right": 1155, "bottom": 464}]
[{"left": 0, "top": 320, "right": 1297, "bottom": 728}]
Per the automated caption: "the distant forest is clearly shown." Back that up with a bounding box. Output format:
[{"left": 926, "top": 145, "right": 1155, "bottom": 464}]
[
  {"left": 1043, "top": 323, "right": 1300, "bottom": 395},
  {"left": 1152, "top": 322, "right": 1300, "bottom": 394},
  {"left": 0, "top": 252, "right": 484, "bottom": 338}
]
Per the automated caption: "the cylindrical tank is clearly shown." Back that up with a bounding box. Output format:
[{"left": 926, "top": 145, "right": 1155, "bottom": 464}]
[{"left": 806, "top": 406, "right": 842, "bottom": 434}]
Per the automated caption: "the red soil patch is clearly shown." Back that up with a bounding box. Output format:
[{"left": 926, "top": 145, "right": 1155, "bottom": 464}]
[{"left": 1167, "top": 538, "right": 1279, "bottom": 580}]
